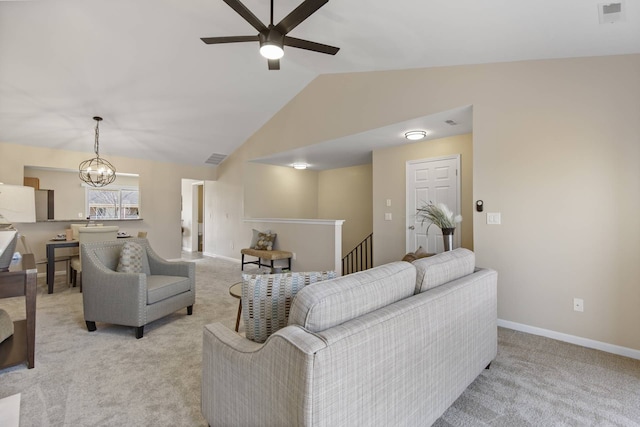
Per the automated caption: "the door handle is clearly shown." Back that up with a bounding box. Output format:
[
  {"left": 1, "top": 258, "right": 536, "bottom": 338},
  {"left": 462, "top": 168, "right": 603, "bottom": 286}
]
[{"left": 408, "top": 225, "right": 415, "bottom": 230}]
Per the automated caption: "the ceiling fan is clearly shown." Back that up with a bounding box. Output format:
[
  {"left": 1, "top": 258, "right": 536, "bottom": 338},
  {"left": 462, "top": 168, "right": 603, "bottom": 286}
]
[{"left": 201, "top": 0, "right": 340, "bottom": 70}]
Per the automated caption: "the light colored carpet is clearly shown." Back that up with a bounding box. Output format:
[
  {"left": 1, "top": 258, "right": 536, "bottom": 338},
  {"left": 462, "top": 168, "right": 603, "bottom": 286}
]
[
  {"left": 1, "top": 256, "right": 639, "bottom": 426},
  {"left": 434, "top": 329, "right": 640, "bottom": 426}
]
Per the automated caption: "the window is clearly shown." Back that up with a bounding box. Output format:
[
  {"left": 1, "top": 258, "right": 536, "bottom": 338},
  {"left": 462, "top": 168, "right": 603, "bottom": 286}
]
[{"left": 86, "top": 187, "right": 140, "bottom": 219}]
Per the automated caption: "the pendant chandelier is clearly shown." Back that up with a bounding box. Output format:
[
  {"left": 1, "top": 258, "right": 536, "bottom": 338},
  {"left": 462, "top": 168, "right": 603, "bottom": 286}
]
[{"left": 79, "top": 116, "right": 116, "bottom": 187}]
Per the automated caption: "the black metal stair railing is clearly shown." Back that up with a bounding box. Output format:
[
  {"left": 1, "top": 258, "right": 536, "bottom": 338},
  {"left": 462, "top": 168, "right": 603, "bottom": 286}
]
[{"left": 342, "top": 233, "right": 373, "bottom": 275}]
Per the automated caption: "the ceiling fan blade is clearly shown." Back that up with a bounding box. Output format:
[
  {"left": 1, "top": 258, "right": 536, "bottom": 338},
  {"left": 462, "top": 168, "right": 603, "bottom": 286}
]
[
  {"left": 284, "top": 36, "right": 339, "bottom": 55},
  {"left": 268, "top": 59, "right": 280, "bottom": 70},
  {"left": 223, "top": 0, "right": 268, "bottom": 33},
  {"left": 201, "top": 35, "right": 259, "bottom": 44},
  {"left": 275, "top": 0, "right": 328, "bottom": 35}
]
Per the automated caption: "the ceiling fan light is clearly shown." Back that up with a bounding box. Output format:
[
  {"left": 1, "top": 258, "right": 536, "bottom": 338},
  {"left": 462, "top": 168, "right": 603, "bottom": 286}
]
[
  {"left": 404, "top": 130, "right": 427, "bottom": 141},
  {"left": 260, "top": 43, "right": 284, "bottom": 59}
]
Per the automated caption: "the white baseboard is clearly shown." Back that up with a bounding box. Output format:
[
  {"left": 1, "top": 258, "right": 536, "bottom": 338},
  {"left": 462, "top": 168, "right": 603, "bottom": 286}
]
[
  {"left": 498, "top": 319, "right": 640, "bottom": 360},
  {"left": 204, "top": 252, "right": 239, "bottom": 263}
]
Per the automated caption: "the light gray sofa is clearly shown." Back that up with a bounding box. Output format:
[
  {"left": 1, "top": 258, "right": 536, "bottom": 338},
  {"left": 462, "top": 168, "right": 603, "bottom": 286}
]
[
  {"left": 81, "top": 238, "right": 195, "bottom": 339},
  {"left": 202, "top": 248, "right": 497, "bottom": 426}
]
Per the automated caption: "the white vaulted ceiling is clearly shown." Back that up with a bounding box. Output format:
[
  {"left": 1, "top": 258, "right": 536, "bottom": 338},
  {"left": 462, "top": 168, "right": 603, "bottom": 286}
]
[{"left": 1, "top": 0, "right": 638, "bottom": 169}]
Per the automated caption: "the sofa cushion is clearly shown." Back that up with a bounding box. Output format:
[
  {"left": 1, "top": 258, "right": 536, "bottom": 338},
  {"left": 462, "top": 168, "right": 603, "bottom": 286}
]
[
  {"left": 254, "top": 232, "right": 277, "bottom": 251},
  {"left": 242, "top": 271, "right": 336, "bottom": 343},
  {"left": 288, "top": 261, "right": 416, "bottom": 333},
  {"left": 116, "top": 241, "right": 146, "bottom": 274},
  {"left": 147, "top": 275, "right": 192, "bottom": 304},
  {"left": 413, "top": 248, "right": 475, "bottom": 293}
]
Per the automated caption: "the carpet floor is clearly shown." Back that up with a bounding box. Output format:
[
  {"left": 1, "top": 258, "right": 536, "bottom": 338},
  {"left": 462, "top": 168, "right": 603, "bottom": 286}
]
[{"left": 1, "top": 256, "right": 639, "bottom": 426}]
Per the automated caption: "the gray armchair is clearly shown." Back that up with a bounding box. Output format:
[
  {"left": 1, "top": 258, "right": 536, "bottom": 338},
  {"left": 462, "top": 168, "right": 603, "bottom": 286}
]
[{"left": 81, "top": 238, "right": 195, "bottom": 339}]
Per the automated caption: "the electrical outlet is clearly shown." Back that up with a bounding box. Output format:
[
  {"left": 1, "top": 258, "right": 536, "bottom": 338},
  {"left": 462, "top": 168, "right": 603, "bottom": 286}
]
[
  {"left": 384, "top": 213, "right": 392, "bottom": 221},
  {"left": 292, "top": 252, "right": 296, "bottom": 260},
  {"left": 573, "top": 298, "right": 584, "bottom": 312}
]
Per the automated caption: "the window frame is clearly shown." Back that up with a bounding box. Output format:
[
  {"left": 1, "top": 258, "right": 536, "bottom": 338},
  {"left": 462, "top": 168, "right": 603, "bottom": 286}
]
[{"left": 84, "top": 185, "right": 140, "bottom": 220}]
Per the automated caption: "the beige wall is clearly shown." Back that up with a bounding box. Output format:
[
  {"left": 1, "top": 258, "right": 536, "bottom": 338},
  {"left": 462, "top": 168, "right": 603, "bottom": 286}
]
[
  {"left": 244, "top": 162, "right": 372, "bottom": 257},
  {"left": 0, "top": 142, "right": 215, "bottom": 262},
  {"left": 211, "top": 54, "right": 640, "bottom": 352},
  {"left": 318, "top": 164, "right": 372, "bottom": 256},
  {"left": 373, "top": 133, "right": 473, "bottom": 261},
  {"left": 234, "top": 161, "right": 371, "bottom": 264},
  {"left": 244, "top": 162, "right": 318, "bottom": 219}
]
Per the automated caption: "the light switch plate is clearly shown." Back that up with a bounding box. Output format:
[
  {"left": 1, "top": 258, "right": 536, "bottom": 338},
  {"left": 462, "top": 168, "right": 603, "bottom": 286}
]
[
  {"left": 384, "top": 213, "right": 392, "bottom": 221},
  {"left": 487, "top": 212, "right": 501, "bottom": 225}
]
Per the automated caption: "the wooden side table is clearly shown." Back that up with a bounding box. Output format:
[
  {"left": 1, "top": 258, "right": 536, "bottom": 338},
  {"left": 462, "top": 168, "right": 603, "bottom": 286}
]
[
  {"left": 0, "top": 254, "right": 37, "bottom": 370},
  {"left": 229, "top": 282, "right": 242, "bottom": 332}
]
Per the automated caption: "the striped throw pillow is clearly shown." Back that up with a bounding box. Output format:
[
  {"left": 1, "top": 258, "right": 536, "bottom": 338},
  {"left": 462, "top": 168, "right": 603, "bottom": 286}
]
[
  {"left": 241, "top": 271, "right": 336, "bottom": 343},
  {"left": 116, "top": 241, "right": 146, "bottom": 274}
]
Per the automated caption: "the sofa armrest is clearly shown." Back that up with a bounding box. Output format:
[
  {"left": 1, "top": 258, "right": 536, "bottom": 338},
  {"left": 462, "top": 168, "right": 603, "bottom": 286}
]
[
  {"left": 203, "top": 322, "right": 266, "bottom": 353},
  {"left": 201, "top": 323, "right": 326, "bottom": 426},
  {"left": 145, "top": 245, "right": 194, "bottom": 278}
]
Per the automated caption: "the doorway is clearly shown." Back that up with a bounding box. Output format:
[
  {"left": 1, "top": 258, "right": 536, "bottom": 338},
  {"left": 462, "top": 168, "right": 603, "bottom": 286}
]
[
  {"left": 406, "top": 155, "right": 460, "bottom": 254},
  {"left": 181, "top": 179, "right": 204, "bottom": 253},
  {"left": 195, "top": 182, "right": 204, "bottom": 252}
]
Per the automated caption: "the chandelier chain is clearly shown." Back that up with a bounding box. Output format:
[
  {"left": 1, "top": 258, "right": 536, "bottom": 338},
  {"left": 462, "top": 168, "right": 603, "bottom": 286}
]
[{"left": 94, "top": 119, "right": 100, "bottom": 157}]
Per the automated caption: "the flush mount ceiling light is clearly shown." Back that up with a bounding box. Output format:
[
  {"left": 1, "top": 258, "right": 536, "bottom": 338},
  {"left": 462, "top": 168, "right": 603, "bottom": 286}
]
[
  {"left": 404, "top": 130, "right": 427, "bottom": 141},
  {"left": 78, "top": 117, "right": 117, "bottom": 188},
  {"left": 292, "top": 163, "right": 308, "bottom": 170}
]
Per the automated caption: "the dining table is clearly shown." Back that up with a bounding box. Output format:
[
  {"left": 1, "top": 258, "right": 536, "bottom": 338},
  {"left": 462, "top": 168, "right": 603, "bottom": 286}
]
[
  {"left": 45, "top": 234, "right": 131, "bottom": 293},
  {"left": 45, "top": 239, "right": 78, "bottom": 294}
]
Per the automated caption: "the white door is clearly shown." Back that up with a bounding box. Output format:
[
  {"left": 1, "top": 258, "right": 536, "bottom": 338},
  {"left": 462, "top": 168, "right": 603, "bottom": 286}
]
[{"left": 406, "top": 155, "right": 460, "bottom": 254}]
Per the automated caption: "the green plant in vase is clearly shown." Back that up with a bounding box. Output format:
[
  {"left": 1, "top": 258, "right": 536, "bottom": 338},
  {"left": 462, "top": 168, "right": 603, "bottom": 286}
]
[{"left": 415, "top": 202, "right": 462, "bottom": 251}]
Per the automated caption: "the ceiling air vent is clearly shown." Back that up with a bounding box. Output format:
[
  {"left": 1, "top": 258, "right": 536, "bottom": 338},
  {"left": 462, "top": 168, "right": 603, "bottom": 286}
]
[
  {"left": 598, "top": 2, "right": 625, "bottom": 24},
  {"left": 205, "top": 153, "right": 227, "bottom": 165},
  {"left": 445, "top": 120, "right": 458, "bottom": 126}
]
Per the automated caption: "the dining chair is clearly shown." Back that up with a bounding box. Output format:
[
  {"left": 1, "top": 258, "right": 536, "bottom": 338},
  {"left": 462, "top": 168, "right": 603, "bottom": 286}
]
[
  {"left": 68, "top": 223, "right": 86, "bottom": 263},
  {"left": 70, "top": 226, "right": 119, "bottom": 289},
  {"left": 70, "top": 223, "right": 86, "bottom": 240}
]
